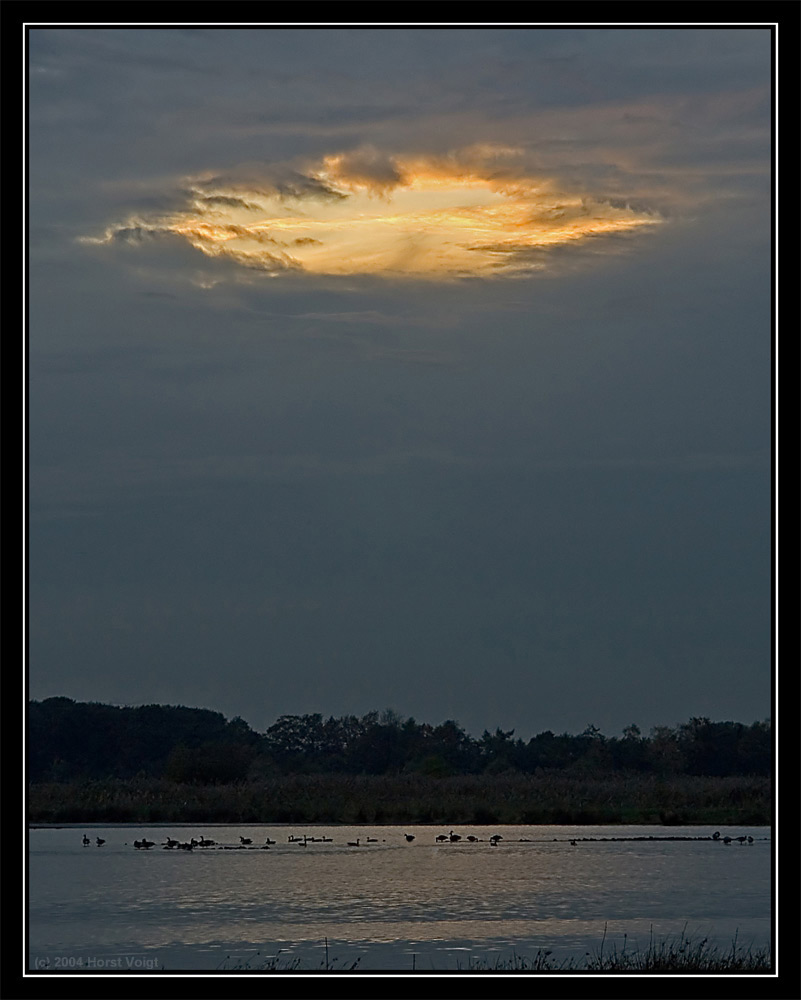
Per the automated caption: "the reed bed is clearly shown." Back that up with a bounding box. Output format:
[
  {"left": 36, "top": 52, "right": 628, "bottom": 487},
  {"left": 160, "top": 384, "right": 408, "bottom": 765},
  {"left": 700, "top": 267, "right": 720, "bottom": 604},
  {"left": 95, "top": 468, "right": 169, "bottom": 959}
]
[
  {"left": 462, "top": 928, "right": 772, "bottom": 973},
  {"left": 28, "top": 771, "right": 770, "bottom": 826}
]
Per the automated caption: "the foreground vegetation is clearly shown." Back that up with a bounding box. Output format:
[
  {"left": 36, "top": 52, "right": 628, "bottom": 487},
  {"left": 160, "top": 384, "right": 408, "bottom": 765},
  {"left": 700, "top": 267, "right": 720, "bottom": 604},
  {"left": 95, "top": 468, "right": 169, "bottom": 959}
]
[
  {"left": 212, "top": 928, "right": 772, "bottom": 973},
  {"left": 28, "top": 770, "right": 770, "bottom": 825}
]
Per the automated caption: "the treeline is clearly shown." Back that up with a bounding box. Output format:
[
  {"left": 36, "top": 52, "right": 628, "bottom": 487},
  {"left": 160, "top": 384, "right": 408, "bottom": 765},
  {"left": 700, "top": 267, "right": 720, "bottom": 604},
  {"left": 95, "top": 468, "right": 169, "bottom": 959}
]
[{"left": 28, "top": 698, "right": 772, "bottom": 786}]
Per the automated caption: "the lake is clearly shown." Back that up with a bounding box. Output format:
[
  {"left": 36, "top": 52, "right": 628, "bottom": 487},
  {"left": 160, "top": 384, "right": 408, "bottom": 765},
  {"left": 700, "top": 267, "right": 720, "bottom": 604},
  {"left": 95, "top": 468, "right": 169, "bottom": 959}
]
[{"left": 27, "top": 823, "right": 771, "bottom": 973}]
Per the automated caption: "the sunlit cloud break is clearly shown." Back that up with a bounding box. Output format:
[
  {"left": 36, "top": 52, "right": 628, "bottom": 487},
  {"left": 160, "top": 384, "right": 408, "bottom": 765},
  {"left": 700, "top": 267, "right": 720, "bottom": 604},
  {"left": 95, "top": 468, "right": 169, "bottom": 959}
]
[{"left": 83, "top": 146, "right": 663, "bottom": 279}]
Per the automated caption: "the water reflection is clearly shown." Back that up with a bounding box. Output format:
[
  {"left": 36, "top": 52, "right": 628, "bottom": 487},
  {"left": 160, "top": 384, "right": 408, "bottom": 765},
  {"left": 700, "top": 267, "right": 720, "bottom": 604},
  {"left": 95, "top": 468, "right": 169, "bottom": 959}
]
[{"left": 28, "top": 824, "right": 771, "bottom": 971}]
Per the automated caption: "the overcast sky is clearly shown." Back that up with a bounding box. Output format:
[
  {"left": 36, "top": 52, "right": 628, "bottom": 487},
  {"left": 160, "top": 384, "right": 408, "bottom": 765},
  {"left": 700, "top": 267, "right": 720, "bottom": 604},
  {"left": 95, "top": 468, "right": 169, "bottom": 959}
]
[{"left": 27, "top": 24, "right": 773, "bottom": 740}]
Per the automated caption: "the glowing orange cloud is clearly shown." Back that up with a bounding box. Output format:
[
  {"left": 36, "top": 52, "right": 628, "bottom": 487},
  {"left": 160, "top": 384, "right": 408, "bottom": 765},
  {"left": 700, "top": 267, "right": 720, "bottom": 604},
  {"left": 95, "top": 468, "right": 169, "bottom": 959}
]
[{"left": 82, "top": 148, "right": 662, "bottom": 279}]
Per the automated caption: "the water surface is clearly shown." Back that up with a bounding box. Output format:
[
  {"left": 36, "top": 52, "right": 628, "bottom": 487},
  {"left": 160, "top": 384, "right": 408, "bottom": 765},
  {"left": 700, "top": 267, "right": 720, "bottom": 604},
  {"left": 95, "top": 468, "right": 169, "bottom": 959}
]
[{"left": 28, "top": 824, "right": 771, "bottom": 972}]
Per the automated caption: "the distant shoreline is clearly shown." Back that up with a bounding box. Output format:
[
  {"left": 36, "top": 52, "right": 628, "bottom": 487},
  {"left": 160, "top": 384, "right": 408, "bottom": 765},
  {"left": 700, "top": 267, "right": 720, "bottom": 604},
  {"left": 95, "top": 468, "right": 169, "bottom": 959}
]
[{"left": 28, "top": 771, "right": 771, "bottom": 827}]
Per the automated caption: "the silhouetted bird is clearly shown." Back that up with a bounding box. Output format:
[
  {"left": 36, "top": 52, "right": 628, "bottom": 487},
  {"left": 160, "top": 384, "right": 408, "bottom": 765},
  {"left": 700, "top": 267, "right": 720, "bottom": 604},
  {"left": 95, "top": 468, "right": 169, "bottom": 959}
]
[
  {"left": 96, "top": 838, "right": 105, "bottom": 846},
  {"left": 712, "top": 831, "right": 721, "bottom": 840},
  {"left": 240, "top": 836, "right": 252, "bottom": 845},
  {"left": 449, "top": 831, "right": 461, "bottom": 842},
  {"left": 466, "top": 836, "right": 478, "bottom": 842},
  {"left": 404, "top": 834, "right": 415, "bottom": 842},
  {"left": 347, "top": 838, "right": 361, "bottom": 847},
  {"left": 82, "top": 835, "right": 90, "bottom": 846},
  {"left": 264, "top": 838, "right": 276, "bottom": 845},
  {"left": 436, "top": 835, "right": 448, "bottom": 842}
]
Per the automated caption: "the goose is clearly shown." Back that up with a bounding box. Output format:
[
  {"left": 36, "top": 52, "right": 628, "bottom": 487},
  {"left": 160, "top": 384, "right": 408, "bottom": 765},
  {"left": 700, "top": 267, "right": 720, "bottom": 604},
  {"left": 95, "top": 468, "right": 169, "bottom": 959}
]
[
  {"left": 347, "top": 838, "right": 361, "bottom": 847},
  {"left": 82, "top": 835, "right": 90, "bottom": 846},
  {"left": 264, "top": 838, "right": 276, "bottom": 846},
  {"left": 96, "top": 837, "right": 106, "bottom": 847},
  {"left": 747, "top": 836, "right": 754, "bottom": 843},
  {"left": 712, "top": 831, "right": 721, "bottom": 840},
  {"left": 449, "top": 830, "right": 461, "bottom": 842},
  {"left": 404, "top": 834, "right": 415, "bottom": 842},
  {"left": 466, "top": 835, "right": 478, "bottom": 842},
  {"left": 134, "top": 840, "right": 144, "bottom": 849},
  {"left": 722, "top": 836, "right": 732, "bottom": 844},
  {"left": 366, "top": 837, "right": 378, "bottom": 843},
  {"left": 436, "top": 835, "right": 448, "bottom": 842},
  {"left": 321, "top": 836, "right": 333, "bottom": 842},
  {"left": 163, "top": 838, "right": 180, "bottom": 849},
  {"left": 142, "top": 839, "right": 155, "bottom": 850},
  {"left": 240, "top": 836, "right": 253, "bottom": 845}
]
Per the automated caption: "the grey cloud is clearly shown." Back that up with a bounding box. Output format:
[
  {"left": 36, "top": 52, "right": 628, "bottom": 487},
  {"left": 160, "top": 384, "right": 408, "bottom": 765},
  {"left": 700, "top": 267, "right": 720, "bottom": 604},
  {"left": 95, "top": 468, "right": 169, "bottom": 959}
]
[{"left": 27, "top": 26, "right": 773, "bottom": 737}]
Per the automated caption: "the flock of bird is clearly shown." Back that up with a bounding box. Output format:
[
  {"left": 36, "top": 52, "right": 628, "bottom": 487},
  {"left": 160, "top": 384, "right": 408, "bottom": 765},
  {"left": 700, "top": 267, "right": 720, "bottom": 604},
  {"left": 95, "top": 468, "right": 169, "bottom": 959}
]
[
  {"left": 80, "top": 829, "right": 756, "bottom": 851},
  {"left": 78, "top": 830, "right": 506, "bottom": 850}
]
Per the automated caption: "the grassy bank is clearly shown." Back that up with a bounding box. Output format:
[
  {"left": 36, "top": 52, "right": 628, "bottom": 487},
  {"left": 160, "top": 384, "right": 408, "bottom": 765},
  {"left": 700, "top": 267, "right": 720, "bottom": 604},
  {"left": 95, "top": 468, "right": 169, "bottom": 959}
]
[{"left": 28, "top": 771, "right": 770, "bottom": 825}]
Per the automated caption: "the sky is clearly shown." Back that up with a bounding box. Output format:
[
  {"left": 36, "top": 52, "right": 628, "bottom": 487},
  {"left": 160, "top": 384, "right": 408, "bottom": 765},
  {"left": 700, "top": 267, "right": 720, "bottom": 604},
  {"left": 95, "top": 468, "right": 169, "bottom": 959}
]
[{"left": 26, "top": 24, "right": 774, "bottom": 741}]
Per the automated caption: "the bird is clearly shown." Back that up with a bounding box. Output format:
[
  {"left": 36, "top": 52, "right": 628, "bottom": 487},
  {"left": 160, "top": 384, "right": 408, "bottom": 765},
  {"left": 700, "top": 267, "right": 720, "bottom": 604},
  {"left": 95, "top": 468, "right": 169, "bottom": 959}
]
[
  {"left": 570, "top": 840, "right": 577, "bottom": 846},
  {"left": 436, "top": 835, "right": 448, "bottom": 843},
  {"left": 489, "top": 834, "right": 503, "bottom": 843},
  {"left": 96, "top": 837, "right": 105, "bottom": 846},
  {"left": 142, "top": 840, "right": 155, "bottom": 849},
  {"left": 366, "top": 837, "right": 378, "bottom": 843},
  {"left": 264, "top": 838, "right": 276, "bottom": 846},
  {"left": 163, "top": 838, "right": 180, "bottom": 849},
  {"left": 722, "top": 836, "right": 732, "bottom": 844},
  {"left": 449, "top": 831, "right": 461, "bottom": 843},
  {"left": 712, "top": 831, "right": 721, "bottom": 840},
  {"left": 82, "top": 835, "right": 90, "bottom": 846},
  {"left": 404, "top": 834, "right": 415, "bottom": 842},
  {"left": 466, "top": 836, "right": 478, "bottom": 843},
  {"left": 240, "top": 836, "right": 252, "bottom": 845},
  {"left": 747, "top": 836, "right": 754, "bottom": 843},
  {"left": 347, "top": 838, "right": 361, "bottom": 847}
]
